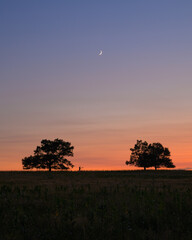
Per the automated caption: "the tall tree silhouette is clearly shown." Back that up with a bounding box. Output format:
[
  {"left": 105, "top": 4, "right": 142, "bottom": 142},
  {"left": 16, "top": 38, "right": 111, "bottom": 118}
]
[
  {"left": 126, "top": 140, "right": 175, "bottom": 170},
  {"left": 22, "top": 139, "right": 74, "bottom": 171},
  {"left": 126, "top": 140, "right": 151, "bottom": 170}
]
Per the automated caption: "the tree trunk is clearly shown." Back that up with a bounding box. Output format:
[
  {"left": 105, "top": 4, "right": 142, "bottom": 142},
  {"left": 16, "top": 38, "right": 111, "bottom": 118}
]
[
  {"left": 144, "top": 166, "right": 146, "bottom": 171},
  {"left": 155, "top": 166, "right": 157, "bottom": 170},
  {"left": 49, "top": 166, "right": 52, "bottom": 172}
]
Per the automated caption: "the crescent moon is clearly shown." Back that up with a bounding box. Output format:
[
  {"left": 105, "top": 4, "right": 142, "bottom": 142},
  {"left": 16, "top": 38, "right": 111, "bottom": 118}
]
[{"left": 99, "top": 50, "right": 103, "bottom": 56}]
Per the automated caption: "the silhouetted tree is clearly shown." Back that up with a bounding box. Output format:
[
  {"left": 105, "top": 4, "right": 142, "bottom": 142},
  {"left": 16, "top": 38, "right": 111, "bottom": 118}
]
[
  {"left": 148, "top": 142, "right": 175, "bottom": 170},
  {"left": 22, "top": 139, "right": 74, "bottom": 171},
  {"left": 126, "top": 140, "right": 151, "bottom": 170},
  {"left": 125, "top": 140, "right": 175, "bottom": 170}
]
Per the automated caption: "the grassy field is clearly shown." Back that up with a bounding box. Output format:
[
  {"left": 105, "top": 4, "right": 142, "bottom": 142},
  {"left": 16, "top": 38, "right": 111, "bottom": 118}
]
[{"left": 0, "top": 170, "right": 192, "bottom": 240}]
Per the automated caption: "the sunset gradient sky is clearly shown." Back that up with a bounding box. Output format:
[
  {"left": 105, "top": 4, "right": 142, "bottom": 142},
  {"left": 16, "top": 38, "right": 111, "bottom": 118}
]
[{"left": 1, "top": 1, "right": 192, "bottom": 170}]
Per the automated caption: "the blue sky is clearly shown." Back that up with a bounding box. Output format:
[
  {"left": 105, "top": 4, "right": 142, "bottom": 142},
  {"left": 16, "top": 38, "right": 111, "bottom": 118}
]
[{"left": 1, "top": 1, "right": 192, "bottom": 170}]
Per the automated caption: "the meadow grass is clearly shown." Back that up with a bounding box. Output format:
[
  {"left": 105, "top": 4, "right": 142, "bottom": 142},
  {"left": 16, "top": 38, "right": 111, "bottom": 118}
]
[{"left": 0, "top": 170, "right": 192, "bottom": 240}]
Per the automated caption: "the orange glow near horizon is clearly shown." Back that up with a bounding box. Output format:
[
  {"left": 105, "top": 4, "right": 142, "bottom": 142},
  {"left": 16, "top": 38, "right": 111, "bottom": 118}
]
[{"left": 0, "top": 135, "right": 191, "bottom": 171}]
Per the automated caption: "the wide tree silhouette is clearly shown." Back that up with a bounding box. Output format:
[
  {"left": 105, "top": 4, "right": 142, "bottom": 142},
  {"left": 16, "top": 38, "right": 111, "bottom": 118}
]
[
  {"left": 125, "top": 140, "right": 175, "bottom": 170},
  {"left": 22, "top": 139, "right": 74, "bottom": 171}
]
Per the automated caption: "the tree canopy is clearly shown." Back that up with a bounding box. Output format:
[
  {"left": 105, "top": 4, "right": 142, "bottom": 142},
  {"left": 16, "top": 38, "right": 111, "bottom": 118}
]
[
  {"left": 22, "top": 139, "right": 74, "bottom": 171},
  {"left": 125, "top": 140, "right": 175, "bottom": 170}
]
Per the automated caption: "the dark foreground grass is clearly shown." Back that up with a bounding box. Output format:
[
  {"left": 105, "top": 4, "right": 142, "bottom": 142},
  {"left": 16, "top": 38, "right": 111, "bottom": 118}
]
[{"left": 0, "top": 170, "right": 192, "bottom": 240}]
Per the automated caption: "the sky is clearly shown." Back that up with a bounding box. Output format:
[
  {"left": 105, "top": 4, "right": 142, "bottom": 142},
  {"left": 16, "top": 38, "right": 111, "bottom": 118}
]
[{"left": 0, "top": 0, "right": 192, "bottom": 170}]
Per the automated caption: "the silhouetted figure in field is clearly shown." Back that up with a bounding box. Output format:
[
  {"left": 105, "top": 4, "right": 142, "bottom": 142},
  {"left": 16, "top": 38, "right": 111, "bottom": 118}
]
[
  {"left": 79, "top": 166, "right": 83, "bottom": 171},
  {"left": 126, "top": 140, "right": 175, "bottom": 170},
  {"left": 22, "top": 138, "right": 74, "bottom": 172}
]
